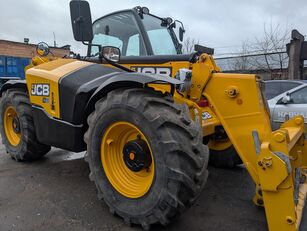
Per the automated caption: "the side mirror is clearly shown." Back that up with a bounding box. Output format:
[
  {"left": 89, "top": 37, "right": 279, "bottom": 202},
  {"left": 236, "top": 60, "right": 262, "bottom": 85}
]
[
  {"left": 179, "top": 27, "right": 185, "bottom": 42},
  {"left": 69, "top": 0, "right": 93, "bottom": 42},
  {"left": 102, "top": 46, "right": 121, "bottom": 63},
  {"left": 36, "top": 42, "right": 50, "bottom": 56},
  {"left": 281, "top": 94, "right": 291, "bottom": 104}
]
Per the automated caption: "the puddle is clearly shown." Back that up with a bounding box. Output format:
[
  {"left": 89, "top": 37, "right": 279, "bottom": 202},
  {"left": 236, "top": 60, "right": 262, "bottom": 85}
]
[{"left": 47, "top": 148, "right": 86, "bottom": 163}]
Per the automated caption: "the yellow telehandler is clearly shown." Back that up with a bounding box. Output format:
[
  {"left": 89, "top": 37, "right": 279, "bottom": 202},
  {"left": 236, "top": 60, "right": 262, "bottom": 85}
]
[{"left": 0, "top": 1, "right": 306, "bottom": 230}]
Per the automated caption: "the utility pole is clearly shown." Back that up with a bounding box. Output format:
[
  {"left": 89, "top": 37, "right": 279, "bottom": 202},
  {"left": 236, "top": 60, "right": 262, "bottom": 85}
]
[
  {"left": 286, "top": 30, "right": 305, "bottom": 79},
  {"left": 53, "top": 32, "right": 57, "bottom": 47}
]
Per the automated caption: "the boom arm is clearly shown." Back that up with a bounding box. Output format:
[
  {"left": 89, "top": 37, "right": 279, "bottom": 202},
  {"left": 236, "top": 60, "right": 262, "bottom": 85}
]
[{"left": 203, "top": 69, "right": 307, "bottom": 231}]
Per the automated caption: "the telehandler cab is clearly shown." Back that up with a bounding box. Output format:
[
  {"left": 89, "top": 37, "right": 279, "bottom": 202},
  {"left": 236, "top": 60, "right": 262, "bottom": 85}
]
[{"left": 0, "top": 1, "right": 307, "bottom": 230}]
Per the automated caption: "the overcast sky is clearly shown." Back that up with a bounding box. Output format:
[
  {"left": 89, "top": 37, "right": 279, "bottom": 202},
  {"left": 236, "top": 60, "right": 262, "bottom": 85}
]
[{"left": 0, "top": 0, "right": 306, "bottom": 56}]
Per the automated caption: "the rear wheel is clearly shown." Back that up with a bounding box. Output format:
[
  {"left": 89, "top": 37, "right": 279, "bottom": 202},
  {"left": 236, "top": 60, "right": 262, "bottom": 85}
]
[
  {"left": 84, "top": 88, "right": 209, "bottom": 229},
  {"left": 0, "top": 89, "right": 51, "bottom": 161},
  {"left": 208, "top": 139, "right": 242, "bottom": 168}
]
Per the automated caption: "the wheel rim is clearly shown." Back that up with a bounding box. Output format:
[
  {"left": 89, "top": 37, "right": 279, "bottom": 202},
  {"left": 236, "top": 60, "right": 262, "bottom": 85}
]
[
  {"left": 101, "top": 121, "right": 155, "bottom": 198},
  {"left": 4, "top": 106, "right": 21, "bottom": 146},
  {"left": 208, "top": 139, "right": 232, "bottom": 151}
]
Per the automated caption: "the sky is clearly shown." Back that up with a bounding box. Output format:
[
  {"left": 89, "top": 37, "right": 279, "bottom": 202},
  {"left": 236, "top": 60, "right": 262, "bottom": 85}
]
[{"left": 0, "top": 0, "right": 306, "bottom": 57}]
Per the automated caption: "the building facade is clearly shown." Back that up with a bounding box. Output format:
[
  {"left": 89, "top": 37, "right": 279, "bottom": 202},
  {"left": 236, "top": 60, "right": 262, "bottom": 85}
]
[{"left": 0, "top": 40, "right": 70, "bottom": 79}]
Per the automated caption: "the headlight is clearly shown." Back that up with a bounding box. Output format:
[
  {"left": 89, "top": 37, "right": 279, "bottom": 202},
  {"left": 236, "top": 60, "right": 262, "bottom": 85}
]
[{"left": 175, "top": 68, "right": 192, "bottom": 93}]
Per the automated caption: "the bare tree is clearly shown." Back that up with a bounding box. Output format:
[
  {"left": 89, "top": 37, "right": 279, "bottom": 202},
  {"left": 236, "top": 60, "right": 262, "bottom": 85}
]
[
  {"left": 252, "top": 23, "right": 290, "bottom": 79},
  {"left": 230, "top": 40, "right": 253, "bottom": 71},
  {"left": 182, "top": 37, "right": 199, "bottom": 54},
  {"left": 231, "top": 23, "right": 290, "bottom": 79}
]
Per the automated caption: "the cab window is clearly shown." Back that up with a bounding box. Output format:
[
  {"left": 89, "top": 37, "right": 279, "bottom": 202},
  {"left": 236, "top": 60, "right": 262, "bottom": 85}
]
[
  {"left": 142, "top": 14, "right": 177, "bottom": 55},
  {"left": 126, "top": 34, "right": 141, "bottom": 56},
  {"left": 91, "top": 12, "right": 146, "bottom": 56}
]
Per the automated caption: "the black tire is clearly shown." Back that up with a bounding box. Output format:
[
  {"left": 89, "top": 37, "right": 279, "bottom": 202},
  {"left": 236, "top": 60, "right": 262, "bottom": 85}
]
[
  {"left": 209, "top": 145, "right": 242, "bottom": 168},
  {"left": 0, "top": 89, "right": 51, "bottom": 161},
  {"left": 84, "top": 88, "right": 209, "bottom": 230}
]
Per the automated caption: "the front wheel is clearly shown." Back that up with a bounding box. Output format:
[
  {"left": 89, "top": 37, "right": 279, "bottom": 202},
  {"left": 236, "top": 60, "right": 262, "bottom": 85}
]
[{"left": 84, "top": 88, "right": 209, "bottom": 229}]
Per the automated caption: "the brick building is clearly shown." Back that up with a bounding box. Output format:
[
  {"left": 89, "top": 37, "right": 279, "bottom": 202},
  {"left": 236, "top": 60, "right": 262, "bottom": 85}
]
[{"left": 0, "top": 39, "right": 70, "bottom": 80}]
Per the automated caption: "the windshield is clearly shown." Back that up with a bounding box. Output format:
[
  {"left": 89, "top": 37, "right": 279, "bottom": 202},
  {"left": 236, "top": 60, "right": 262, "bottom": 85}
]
[
  {"left": 90, "top": 11, "right": 180, "bottom": 56},
  {"left": 91, "top": 12, "right": 146, "bottom": 56},
  {"left": 141, "top": 14, "right": 178, "bottom": 55}
]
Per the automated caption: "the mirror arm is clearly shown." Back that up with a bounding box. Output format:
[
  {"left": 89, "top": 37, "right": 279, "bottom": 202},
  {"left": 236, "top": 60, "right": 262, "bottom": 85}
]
[
  {"left": 82, "top": 41, "right": 104, "bottom": 60},
  {"left": 49, "top": 50, "right": 55, "bottom": 57},
  {"left": 174, "top": 20, "right": 185, "bottom": 31},
  {"left": 81, "top": 41, "right": 133, "bottom": 72},
  {"left": 101, "top": 55, "right": 134, "bottom": 72}
]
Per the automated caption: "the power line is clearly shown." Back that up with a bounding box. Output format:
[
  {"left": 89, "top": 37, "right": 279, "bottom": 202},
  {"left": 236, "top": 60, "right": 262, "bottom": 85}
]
[
  {"left": 213, "top": 41, "right": 279, "bottom": 50},
  {"left": 214, "top": 51, "right": 287, "bottom": 60},
  {"left": 214, "top": 47, "right": 287, "bottom": 56}
]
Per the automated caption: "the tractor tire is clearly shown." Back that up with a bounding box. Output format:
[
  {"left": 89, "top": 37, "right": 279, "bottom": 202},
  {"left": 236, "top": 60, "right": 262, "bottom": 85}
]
[
  {"left": 0, "top": 89, "right": 51, "bottom": 161},
  {"left": 84, "top": 88, "right": 209, "bottom": 230},
  {"left": 209, "top": 145, "right": 242, "bottom": 168}
]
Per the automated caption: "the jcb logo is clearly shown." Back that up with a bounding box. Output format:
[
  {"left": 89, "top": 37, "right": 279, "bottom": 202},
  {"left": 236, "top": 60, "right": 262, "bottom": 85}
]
[
  {"left": 31, "top": 84, "right": 50, "bottom": 96},
  {"left": 131, "top": 66, "right": 172, "bottom": 77}
]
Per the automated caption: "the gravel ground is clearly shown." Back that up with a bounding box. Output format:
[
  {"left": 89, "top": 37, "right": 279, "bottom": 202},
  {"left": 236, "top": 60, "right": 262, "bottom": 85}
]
[{"left": 0, "top": 142, "right": 306, "bottom": 231}]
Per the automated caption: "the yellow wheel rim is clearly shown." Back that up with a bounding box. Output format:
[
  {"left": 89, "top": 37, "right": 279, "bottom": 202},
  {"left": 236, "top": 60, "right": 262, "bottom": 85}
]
[
  {"left": 208, "top": 139, "right": 232, "bottom": 151},
  {"left": 4, "top": 106, "right": 21, "bottom": 146},
  {"left": 101, "top": 122, "right": 154, "bottom": 198}
]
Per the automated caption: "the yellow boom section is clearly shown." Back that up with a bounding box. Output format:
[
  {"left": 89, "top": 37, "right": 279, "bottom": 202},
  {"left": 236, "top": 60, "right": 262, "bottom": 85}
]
[{"left": 204, "top": 72, "right": 307, "bottom": 231}]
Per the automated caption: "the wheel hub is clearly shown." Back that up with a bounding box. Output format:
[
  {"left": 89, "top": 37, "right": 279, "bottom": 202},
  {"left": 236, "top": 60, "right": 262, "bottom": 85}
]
[
  {"left": 123, "top": 137, "right": 152, "bottom": 172},
  {"left": 101, "top": 121, "right": 155, "bottom": 198},
  {"left": 12, "top": 117, "right": 20, "bottom": 134}
]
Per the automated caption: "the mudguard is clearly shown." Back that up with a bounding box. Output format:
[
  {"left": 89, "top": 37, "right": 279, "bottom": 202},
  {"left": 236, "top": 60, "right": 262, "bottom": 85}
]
[
  {"left": 0, "top": 80, "right": 27, "bottom": 95},
  {"left": 83, "top": 71, "right": 182, "bottom": 122}
]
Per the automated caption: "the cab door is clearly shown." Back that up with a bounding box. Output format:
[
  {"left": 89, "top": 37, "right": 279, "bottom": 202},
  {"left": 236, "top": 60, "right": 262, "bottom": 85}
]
[{"left": 271, "top": 86, "right": 307, "bottom": 130}]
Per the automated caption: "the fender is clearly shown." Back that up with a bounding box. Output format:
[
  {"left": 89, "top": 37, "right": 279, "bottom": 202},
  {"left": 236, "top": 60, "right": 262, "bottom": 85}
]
[
  {"left": 84, "top": 71, "right": 182, "bottom": 119},
  {"left": 0, "top": 80, "right": 27, "bottom": 95}
]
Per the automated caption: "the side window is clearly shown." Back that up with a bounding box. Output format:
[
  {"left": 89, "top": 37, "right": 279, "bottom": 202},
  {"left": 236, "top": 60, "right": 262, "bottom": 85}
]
[
  {"left": 126, "top": 34, "right": 141, "bottom": 56},
  {"left": 142, "top": 15, "right": 177, "bottom": 55},
  {"left": 264, "top": 82, "right": 281, "bottom": 100},
  {"left": 92, "top": 34, "right": 123, "bottom": 55},
  {"left": 91, "top": 12, "right": 146, "bottom": 56},
  {"left": 280, "top": 82, "right": 301, "bottom": 93},
  {"left": 290, "top": 87, "right": 307, "bottom": 104},
  {"left": 147, "top": 30, "right": 177, "bottom": 55}
]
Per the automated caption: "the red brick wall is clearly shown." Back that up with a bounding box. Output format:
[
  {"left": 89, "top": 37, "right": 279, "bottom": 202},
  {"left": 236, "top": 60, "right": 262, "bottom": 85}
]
[{"left": 0, "top": 40, "right": 70, "bottom": 58}]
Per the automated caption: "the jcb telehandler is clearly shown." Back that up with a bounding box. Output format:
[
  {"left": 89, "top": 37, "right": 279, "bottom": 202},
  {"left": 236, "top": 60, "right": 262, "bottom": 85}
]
[{"left": 0, "top": 1, "right": 307, "bottom": 230}]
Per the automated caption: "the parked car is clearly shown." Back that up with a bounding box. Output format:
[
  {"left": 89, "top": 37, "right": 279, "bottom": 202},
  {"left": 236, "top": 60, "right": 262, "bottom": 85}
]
[
  {"left": 268, "top": 83, "right": 307, "bottom": 130},
  {"left": 264, "top": 80, "right": 306, "bottom": 100}
]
